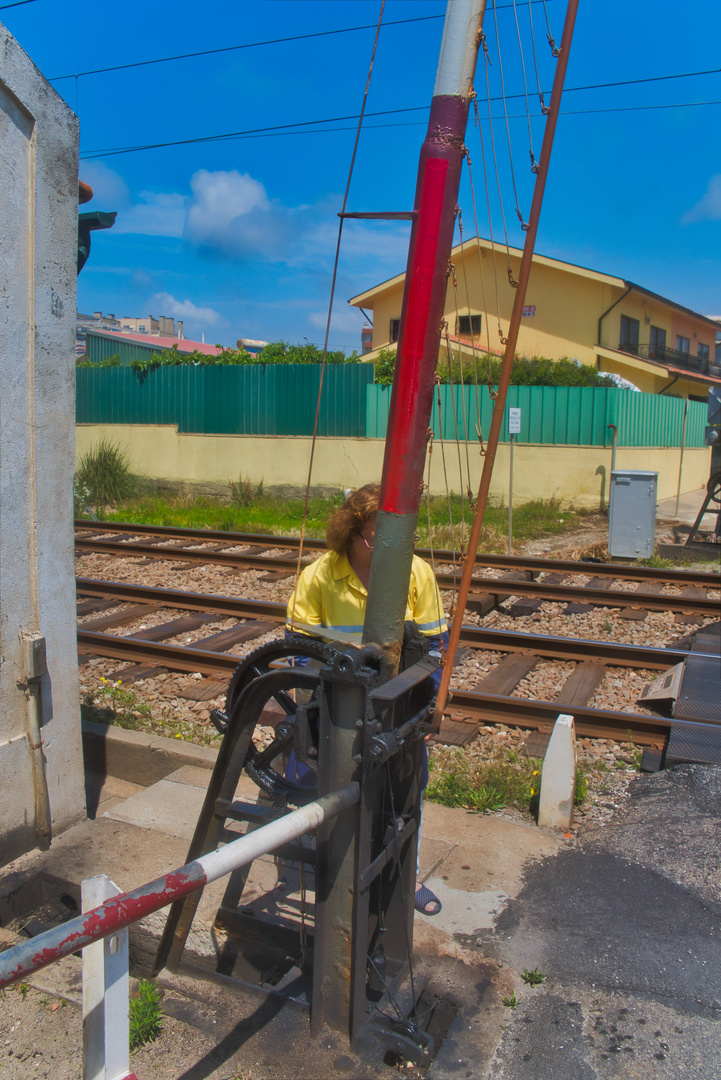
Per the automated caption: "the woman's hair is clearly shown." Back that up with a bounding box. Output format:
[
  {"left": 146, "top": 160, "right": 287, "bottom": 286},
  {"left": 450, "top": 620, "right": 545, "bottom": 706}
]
[{"left": 326, "top": 483, "right": 380, "bottom": 554}]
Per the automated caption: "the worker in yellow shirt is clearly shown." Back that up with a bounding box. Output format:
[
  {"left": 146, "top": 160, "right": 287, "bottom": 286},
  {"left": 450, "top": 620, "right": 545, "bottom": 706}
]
[{"left": 286, "top": 483, "right": 447, "bottom": 916}]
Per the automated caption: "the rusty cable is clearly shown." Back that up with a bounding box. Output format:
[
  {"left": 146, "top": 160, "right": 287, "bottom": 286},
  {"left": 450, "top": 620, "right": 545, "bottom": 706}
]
[
  {"left": 491, "top": 0, "right": 528, "bottom": 231},
  {"left": 290, "top": 0, "right": 386, "bottom": 632},
  {"left": 510, "top": 0, "right": 538, "bottom": 169}
]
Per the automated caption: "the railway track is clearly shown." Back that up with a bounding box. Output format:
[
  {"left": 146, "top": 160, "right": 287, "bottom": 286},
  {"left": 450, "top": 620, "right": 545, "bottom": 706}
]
[
  {"left": 76, "top": 576, "right": 719, "bottom": 748},
  {"left": 75, "top": 521, "right": 720, "bottom": 618}
]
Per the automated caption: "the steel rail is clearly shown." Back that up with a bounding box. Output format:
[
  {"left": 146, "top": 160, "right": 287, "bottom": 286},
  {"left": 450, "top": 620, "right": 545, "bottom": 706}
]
[
  {"left": 457, "top": 625, "right": 701, "bottom": 669},
  {"left": 74, "top": 520, "right": 719, "bottom": 589},
  {"left": 445, "top": 690, "right": 673, "bottom": 745},
  {"left": 76, "top": 578, "right": 286, "bottom": 622},
  {"left": 453, "top": 576, "right": 718, "bottom": 615},
  {"left": 75, "top": 541, "right": 719, "bottom": 612},
  {"left": 77, "top": 629, "right": 244, "bottom": 675},
  {"left": 76, "top": 552, "right": 716, "bottom": 622},
  {"left": 78, "top": 611, "right": 686, "bottom": 745},
  {"left": 76, "top": 578, "right": 714, "bottom": 671},
  {"left": 75, "top": 537, "right": 305, "bottom": 572},
  {"left": 0, "top": 783, "right": 359, "bottom": 989},
  {"left": 75, "top": 581, "right": 715, "bottom": 746}
]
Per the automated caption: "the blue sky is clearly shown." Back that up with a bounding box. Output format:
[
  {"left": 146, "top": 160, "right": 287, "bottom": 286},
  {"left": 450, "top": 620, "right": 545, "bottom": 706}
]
[{"left": 4, "top": 0, "right": 720, "bottom": 351}]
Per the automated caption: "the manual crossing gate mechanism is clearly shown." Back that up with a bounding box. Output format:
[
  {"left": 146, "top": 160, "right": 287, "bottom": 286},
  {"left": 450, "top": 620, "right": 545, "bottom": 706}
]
[{"left": 153, "top": 632, "right": 440, "bottom": 1062}]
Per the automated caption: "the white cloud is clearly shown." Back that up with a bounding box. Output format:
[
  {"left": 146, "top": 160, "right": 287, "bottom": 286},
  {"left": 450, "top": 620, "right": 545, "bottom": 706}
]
[
  {"left": 78, "top": 164, "right": 409, "bottom": 299},
  {"left": 114, "top": 192, "right": 188, "bottom": 238},
  {"left": 151, "top": 292, "right": 221, "bottom": 326},
  {"left": 185, "top": 169, "right": 277, "bottom": 255},
  {"left": 78, "top": 161, "right": 130, "bottom": 209},
  {"left": 681, "top": 174, "right": 721, "bottom": 224}
]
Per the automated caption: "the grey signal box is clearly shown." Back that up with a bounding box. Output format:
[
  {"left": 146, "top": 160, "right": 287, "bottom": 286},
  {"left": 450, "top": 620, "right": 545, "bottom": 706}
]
[{"left": 608, "top": 470, "right": 658, "bottom": 558}]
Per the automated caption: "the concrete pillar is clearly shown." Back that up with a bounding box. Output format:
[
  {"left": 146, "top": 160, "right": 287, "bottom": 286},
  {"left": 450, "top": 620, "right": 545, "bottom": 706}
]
[
  {"left": 538, "top": 714, "right": 577, "bottom": 831},
  {"left": 0, "top": 21, "right": 86, "bottom": 866}
]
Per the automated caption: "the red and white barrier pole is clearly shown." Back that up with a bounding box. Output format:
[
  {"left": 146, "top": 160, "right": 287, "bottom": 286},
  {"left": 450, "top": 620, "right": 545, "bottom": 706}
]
[
  {"left": 364, "top": 0, "right": 487, "bottom": 674},
  {"left": 0, "top": 783, "right": 359, "bottom": 989}
]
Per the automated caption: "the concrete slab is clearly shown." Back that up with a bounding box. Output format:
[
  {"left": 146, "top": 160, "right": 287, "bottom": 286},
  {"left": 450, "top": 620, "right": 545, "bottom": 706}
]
[
  {"left": 657, "top": 487, "right": 714, "bottom": 526},
  {"left": 419, "top": 803, "right": 562, "bottom": 895},
  {"left": 416, "top": 876, "right": 509, "bottom": 934},
  {"left": 103, "top": 778, "right": 208, "bottom": 840}
]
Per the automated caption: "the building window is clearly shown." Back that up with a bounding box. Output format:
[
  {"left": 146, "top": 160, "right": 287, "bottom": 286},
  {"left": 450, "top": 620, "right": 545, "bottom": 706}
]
[
  {"left": 676, "top": 335, "right": 690, "bottom": 354},
  {"left": 698, "top": 342, "right": 710, "bottom": 366},
  {"left": 619, "top": 315, "right": 639, "bottom": 354},
  {"left": 649, "top": 325, "right": 666, "bottom": 360},
  {"left": 390, "top": 318, "right": 400, "bottom": 343},
  {"left": 456, "top": 314, "right": 482, "bottom": 337}
]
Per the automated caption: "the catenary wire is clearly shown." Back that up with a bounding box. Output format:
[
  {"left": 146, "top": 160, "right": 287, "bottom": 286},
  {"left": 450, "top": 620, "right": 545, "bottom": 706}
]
[
  {"left": 289, "top": 0, "right": 386, "bottom": 628},
  {"left": 510, "top": 0, "right": 538, "bottom": 168},
  {"left": 81, "top": 98, "right": 721, "bottom": 160},
  {"left": 78, "top": 76, "right": 721, "bottom": 159},
  {"left": 47, "top": 3, "right": 559, "bottom": 82},
  {"left": 490, "top": 0, "right": 529, "bottom": 229}
]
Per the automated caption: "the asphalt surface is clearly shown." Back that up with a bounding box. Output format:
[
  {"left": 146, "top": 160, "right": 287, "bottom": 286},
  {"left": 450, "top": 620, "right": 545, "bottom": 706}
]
[{"left": 431, "top": 764, "right": 721, "bottom": 1079}]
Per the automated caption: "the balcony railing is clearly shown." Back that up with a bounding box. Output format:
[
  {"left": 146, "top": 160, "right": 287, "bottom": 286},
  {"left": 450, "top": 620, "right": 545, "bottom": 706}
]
[{"left": 618, "top": 342, "right": 710, "bottom": 374}]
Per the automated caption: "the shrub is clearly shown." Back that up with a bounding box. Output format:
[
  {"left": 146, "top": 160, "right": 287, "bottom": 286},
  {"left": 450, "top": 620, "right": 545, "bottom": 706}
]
[
  {"left": 228, "top": 475, "right": 265, "bottom": 506},
  {"left": 75, "top": 440, "right": 136, "bottom": 505},
  {"left": 376, "top": 351, "right": 616, "bottom": 388}
]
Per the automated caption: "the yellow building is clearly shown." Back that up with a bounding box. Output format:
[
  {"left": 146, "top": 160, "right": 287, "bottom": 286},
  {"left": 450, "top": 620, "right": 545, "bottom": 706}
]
[{"left": 349, "top": 237, "right": 721, "bottom": 400}]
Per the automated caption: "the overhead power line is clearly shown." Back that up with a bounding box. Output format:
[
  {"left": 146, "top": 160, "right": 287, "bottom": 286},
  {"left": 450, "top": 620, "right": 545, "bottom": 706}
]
[
  {"left": 0, "top": 0, "right": 38, "bottom": 8},
  {"left": 48, "top": 1, "right": 555, "bottom": 82},
  {"left": 80, "top": 98, "right": 721, "bottom": 161},
  {"left": 76, "top": 62, "right": 721, "bottom": 157},
  {"left": 50, "top": 15, "right": 443, "bottom": 81}
]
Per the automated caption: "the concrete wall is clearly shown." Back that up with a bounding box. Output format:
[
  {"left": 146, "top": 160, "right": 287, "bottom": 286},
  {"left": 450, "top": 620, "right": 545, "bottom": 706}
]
[
  {"left": 0, "top": 24, "right": 85, "bottom": 867},
  {"left": 76, "top": 424, "right": 711, "bottom": 509}
]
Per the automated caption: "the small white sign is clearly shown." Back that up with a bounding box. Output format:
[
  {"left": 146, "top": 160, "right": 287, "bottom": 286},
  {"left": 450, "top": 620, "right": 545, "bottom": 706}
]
[{"left": 508, "top": 407, "right": 521, "bottom": 434}]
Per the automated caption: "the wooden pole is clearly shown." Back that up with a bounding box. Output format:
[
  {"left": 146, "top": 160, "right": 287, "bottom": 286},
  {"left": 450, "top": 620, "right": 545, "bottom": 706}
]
[{"left": 434, "top": 0, "right": 580, "bottom": 725}]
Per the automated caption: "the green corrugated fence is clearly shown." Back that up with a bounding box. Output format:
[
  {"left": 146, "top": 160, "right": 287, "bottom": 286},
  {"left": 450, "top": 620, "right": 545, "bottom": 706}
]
[
  {"left": 76, "top": 364, "right": 375, "bottom": 437},
  {"left": 76, "top": 365, "right": 709, "bottom": 447},
  {"left": 366, "top": 385, "right": 708, "bottom": 446}
]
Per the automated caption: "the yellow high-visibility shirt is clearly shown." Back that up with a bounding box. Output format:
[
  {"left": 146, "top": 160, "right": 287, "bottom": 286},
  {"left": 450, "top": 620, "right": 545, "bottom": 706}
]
[{"left": 286, "top": 550, "right": 447, "bottom": 645}]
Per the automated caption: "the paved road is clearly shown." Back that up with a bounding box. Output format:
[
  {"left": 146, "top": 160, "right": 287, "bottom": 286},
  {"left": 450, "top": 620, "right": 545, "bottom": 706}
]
[{"left": 430, "top": 764, "right": 721, "bottom": 1079}]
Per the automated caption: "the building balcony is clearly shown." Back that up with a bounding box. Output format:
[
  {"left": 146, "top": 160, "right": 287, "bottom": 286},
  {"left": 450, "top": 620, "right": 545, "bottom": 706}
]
[{"left": 618, "top": 342, "right": 710, "bottom": 374}]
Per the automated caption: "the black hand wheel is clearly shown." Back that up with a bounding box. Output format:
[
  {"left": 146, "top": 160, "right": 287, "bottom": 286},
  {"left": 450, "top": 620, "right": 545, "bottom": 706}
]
[{"left": 214, "top": 636, "right": 340, "bottom": 807}]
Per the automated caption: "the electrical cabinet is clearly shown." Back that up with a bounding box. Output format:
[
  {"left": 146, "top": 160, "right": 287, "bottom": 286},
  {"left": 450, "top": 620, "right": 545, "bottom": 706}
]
[{"left": 608, "top": 470, "right": 658, "bottom": 558}]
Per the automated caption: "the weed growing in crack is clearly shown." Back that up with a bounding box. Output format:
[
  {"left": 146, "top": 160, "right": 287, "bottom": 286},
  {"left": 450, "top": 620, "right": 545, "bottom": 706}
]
[
  {"left": 522, "top": 967, "right": 546, "bottom": 987},
  {"left": 129, "top": 980, "right": 163, "bottom": 1051}
]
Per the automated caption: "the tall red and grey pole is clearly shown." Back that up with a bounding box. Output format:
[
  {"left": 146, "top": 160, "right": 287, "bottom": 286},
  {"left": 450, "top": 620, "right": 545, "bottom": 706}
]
[
  {"left": 363, "top": 0, "right": 486, "bottom": 669},
  {"left": 313, "top": 4, "right": 487, "bottom": 1041}
]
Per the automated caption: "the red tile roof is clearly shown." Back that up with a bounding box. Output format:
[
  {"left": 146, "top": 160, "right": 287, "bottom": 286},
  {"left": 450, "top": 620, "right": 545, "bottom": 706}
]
[{"left": 91, "top": 328, "right": 224, "bottom": 356}]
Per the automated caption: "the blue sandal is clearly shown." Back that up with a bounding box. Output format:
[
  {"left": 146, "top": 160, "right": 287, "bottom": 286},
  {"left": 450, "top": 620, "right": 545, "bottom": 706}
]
[{"left": 415, "top": 884, "right": 442, "bottom": 916}]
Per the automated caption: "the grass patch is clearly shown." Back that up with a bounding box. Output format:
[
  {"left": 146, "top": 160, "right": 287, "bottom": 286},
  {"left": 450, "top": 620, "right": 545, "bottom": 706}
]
[
  {"left": 574, "top": 765, "right": 588, "bottom": 805},
  {"left": 76, "top": 440, "right": 137, "bottom": 506},
  {"left": 77, "top": 491, "right": 589, "bottom": 549},
  {"left": 129, "top": 980, "right": 163, "bottom": 1051},
  {"left": 81, "top": 678, "right": 221, "bottom": 746},
  {"left": 426, "top": 746, "right": 542, "bottom": 814}
]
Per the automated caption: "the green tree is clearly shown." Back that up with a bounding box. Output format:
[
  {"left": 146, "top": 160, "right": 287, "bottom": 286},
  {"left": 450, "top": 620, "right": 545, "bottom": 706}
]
[
  {"left": 375, "top": 350, "right": 616, "bottom": 388},
  {"left": 257, "top": 341, "right": 357, "bottom": 365}
]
